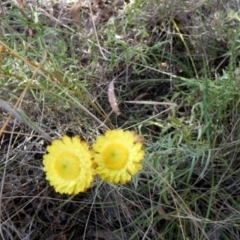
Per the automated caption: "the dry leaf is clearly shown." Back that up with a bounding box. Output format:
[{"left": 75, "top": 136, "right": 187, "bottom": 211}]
[
  {"left": 108, "top": 78, "right": 121, "bottom": 116},
  {"left": 158, "top": 206, "right": 172, "bottom": 221},
  {"left": 17, "top": 0, "right": 24, "bottom": 8},
  {"left": 134, "top": 93, "right": 149, "bottom": 101},
  {"left": 130, "top": 131, "right": 145, "bottom": 145},
  {"left": 71, "top": 0, "right": 83, "bottom": 28}
]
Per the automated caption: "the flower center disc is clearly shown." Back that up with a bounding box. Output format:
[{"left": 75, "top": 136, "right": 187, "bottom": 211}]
[
  {"left": 55, "top": 153, "right": 80, "bottom": 180},
  {"left": 103, "top": 143, "right": 128, "bottom": 170}
]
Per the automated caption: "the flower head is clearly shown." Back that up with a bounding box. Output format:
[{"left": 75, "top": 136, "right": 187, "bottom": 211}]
[
  {"left": 93, "top": 129, "right": 144, "bottom": 184},
  {"left": 43, "top": 135, "right": 94, "bottom": 194}
]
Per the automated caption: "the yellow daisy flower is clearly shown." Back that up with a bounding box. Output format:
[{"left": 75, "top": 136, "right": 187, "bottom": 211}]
[
  {"left": 93, "top": 129, "right": 144, "bottom": 184},
  {"left": 43, "top": 135, "right": 94, "bottom": 194}
]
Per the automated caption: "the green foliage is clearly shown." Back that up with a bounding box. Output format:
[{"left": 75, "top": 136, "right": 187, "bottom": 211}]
[{"left": 1, "top": 0, "right": 240, "bottom": 239}]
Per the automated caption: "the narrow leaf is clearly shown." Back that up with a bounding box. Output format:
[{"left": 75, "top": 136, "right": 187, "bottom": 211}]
[
  {"left": 108, "top": 79, "right": 121, "bottom": 116},
  {"left": 124, "top": 100, "right": 177, "bottom": 106}
]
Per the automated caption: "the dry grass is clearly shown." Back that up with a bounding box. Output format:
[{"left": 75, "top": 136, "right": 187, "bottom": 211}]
[{"left": 1, "top": 0, "right": 240, "bottom": 239}]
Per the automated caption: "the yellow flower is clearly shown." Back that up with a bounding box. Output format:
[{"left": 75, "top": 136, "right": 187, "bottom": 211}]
[
  {"left": 93, "top": 129, "right": 144, "bottom": 184},
  {"left": 43, "top": 135, "right": 94, "bottom": 194}
]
